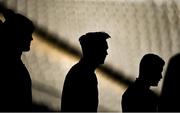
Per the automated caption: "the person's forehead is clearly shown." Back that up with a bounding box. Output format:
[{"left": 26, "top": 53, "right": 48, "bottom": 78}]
[
  {"left": 95, "top": 40, "right": 108, "bottom": 49},
  {"left": 104, "top": 41, "right": 108, "bottom": 49}
]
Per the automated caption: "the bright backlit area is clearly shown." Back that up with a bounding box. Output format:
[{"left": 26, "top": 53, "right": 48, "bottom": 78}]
[{"left": 1, "top": 0, "right": 180, "bottom": 111}]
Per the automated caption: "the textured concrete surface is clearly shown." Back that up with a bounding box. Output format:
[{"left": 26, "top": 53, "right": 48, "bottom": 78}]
[
  {"left": 1, "top": 0, "right": 180, "bottom": 111},
  {"left": 13, "top": 0, "right": 180, "bottom": 80}
]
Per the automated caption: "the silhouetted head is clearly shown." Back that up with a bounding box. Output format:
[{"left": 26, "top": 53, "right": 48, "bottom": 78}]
[
  {"left": 138, "top": 53, "right": 165, "bottom": 86},
  {"left": 3, "top": 9, "right": 35, "bottom": 53},
  {"left": 79, "top": 32, "right": 110, "bottom": 66}
]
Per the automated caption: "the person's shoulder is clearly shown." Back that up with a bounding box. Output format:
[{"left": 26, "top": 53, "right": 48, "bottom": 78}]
[
  {"left": 65, "top": 62, "right": 84, "bottom": 78},
  {"left": 123, "top": 85, "right": 134, "bottom": 96},
  {"left": 68, "top": 62, "right": 83, "bottom": 72},
  {"left": 125, "top": 83, "right": 145, "bottom": 96}
]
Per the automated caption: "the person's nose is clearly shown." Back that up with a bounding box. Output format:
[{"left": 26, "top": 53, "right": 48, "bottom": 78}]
[{"left": 31, "top": 36, "right": 33, "bottom": 41}]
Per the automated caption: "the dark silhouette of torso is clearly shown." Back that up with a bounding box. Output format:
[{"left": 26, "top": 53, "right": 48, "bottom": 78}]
[
  {"left": 122, "top": 79, "right": 158, "bottom": 112},
  {"left": 1, "top": 58, "right": 32, "bottom": 111},
  {"left": 61, "top": 32, "right": 110, "bottom": 112},
  {"left": 159, "top": 54, "right": 180, "bottom": 112},
  {"left": 61, "top": 60, "right": 98, "bottom": 112},
  {"left": 0, "top": 8, "right": 34, "bottom": 111},
  {"left": 121, "top": 54, "right": 165, "bottom": 112}
]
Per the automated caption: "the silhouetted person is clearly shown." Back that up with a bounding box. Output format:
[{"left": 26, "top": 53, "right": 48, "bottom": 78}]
[
  {"left": 158, "top": 53, "right": 180, "bottom": 112},
  {"left": 0, "top": 8, "right": 34, "bottom": 111},
  {"left": 61, "top": 32, "right": 110, "bottom": 112},
  {"left": 121, "top": 53, "right": 165, "bottom": 112}
]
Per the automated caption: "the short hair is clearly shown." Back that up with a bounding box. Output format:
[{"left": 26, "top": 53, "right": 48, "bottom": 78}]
[
  {"left": 14, "top": 14, "right": 34, "bottom": 33},
  {"left": 3, "top": 9, "right": 34, "bottom": 34},
  {"left": 2, "top": 9, "right": 35, "bottom": 51},
  {"left": 79, "top": 32, "right": 110, "bottom": 54},
  {"left": 139, "top": 53, "right": 165, "bottom": 77}
]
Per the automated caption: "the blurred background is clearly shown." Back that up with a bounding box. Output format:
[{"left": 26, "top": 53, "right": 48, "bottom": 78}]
[{"left": 0, "top": 0, "right": 180, "bottom": 112}]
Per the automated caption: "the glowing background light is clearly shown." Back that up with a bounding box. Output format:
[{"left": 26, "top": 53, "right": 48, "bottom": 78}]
[{"left": 1, "top": 0, "right": 180, "bottom": 111}]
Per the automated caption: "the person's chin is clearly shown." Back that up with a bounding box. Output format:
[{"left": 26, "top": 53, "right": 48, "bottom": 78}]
[
  {"left": 23, "top": 47, "right": 30, "bottom": 52},
  {"left": 99, "top": 60, "right": 105, "bottom": 64},
  {"left": 101, "top": 58, "right": 106, "bottom": 64},
  {"left": 152, "top": 82, "right": 159, "bottom": 86}
]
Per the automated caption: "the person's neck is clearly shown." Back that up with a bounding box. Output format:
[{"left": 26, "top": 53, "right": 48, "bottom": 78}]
[
  {"left": 136, "top": 77, "right": 151, "bottom": 89},
  {"left": 80, "top": 57, "right": 99, "bottom": 71}
]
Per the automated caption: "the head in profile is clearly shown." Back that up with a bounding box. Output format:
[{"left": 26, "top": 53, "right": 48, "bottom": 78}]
[
  {"left": 138, "top": 53, "right": 165, "bottom": 86},
  {"left": 79, "top": 32, "right": 110, "bottom": 66},
  {"left": 2, "top": 9, "right": 35, "bottom": 54}
]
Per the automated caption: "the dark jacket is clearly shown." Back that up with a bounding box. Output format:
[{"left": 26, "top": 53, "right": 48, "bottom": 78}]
[
  {"left": 61, "top": 61, "right": 98, "bottom": 112},
  {"left": 122, "top": 79, "right": 158, "bottom": 112},
  {"left": 1, "top": 58, "right": 32, "bottom": 111}
]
